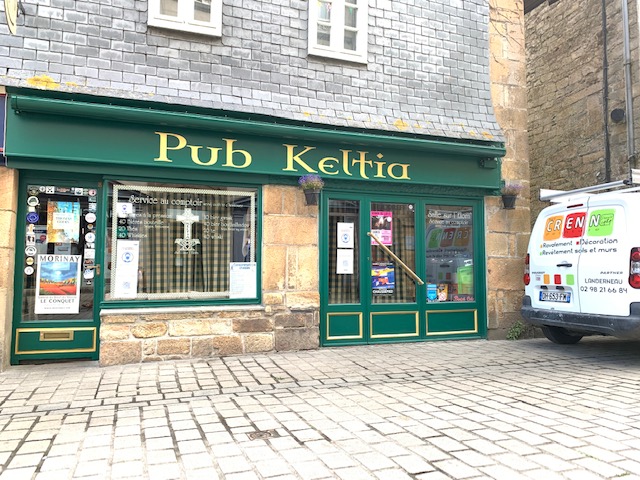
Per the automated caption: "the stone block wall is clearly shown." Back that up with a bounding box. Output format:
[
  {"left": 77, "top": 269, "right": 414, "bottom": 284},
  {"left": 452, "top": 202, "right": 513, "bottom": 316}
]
[
  {"left": 486, "top": 0, "right": 531, "bottom": 338},
  {"left": 0, "top": 163, "right": 18, "bottom": 371},
  {"left": 98, "top": 185, "right": 319, "bottom": 366},
  {"left": 526, "top": 0, "right": 640, "bottom": 223}
]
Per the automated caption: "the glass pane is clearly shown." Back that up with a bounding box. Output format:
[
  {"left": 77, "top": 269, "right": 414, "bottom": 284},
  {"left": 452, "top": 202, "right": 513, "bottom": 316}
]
[
  {"left": 425, "top": 205, "right": 474, "bottom": 302},
  {"left": 328, "top": 199, "right": 360, "bottom": 304},
  {"left": 370, "top": 203, "right": 416, "bottom": 304},
  {"left": 22, "top": 185, "right": 96, "bottom": 321},
  {"left": 160, "top": 0, "right": 179, "bottom": 17},
  {"left": 345, "top": 5, "right": 357, "bottom": 27},
  {"left": 317, "top": 24, "right": 331, "bottom": 46},
  {"left": 106, "top": 182, "right": 257, "bottom": 301},
  {"left": 193, "top": 0, "right": 211, "bottom": 23},
  {"left": 318, "top": 1, "right": 331, "bottom": 21},
  {"left": 344, "top": 30, "right": 357, "bottom": 51}
]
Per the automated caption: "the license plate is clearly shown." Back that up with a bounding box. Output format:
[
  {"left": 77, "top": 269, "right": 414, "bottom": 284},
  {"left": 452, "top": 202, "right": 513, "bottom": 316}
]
[{"left": 540, "top": 291, "right": 571, "bottom": 303}]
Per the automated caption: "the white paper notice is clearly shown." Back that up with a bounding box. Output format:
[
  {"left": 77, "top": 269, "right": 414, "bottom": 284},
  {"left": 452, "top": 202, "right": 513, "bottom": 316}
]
[
  {"left": 336, "top": 249, "right": 354, "bottom": 274},
  {"left": 114, "top": 240, "right": 140, "bottom": 299},
  {"left": 337, "top": 222, "right": 354, "bottom": 249},
  {"left": 230, "top": 262, "right": 257, "bottom": 298}
]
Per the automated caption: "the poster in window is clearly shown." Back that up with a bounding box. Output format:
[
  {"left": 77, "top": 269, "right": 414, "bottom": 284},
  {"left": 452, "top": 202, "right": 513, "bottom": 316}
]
[
  {"left": 336, "top": 248, "right": 354, "bottom": 274},
  {"left": 229, "top": 262, "right": 257, "bottom": 298},
  {"left": 113, "top": 240, "right": 140, "bottom": 299},
  {"left": 47, "top": 201, "right": 81, "bottom": 243},
  {"left": 34, "top": 254, "right": 81, "bottom": 314},
  {"left": 371, "top": 211, "right": 392, "bottom": 245},
  {"left": 371, "top": 262, "right": 395, "bottom": 295},
  {"left": 337, "top": 222, "right": 354, "bottom": 249}
]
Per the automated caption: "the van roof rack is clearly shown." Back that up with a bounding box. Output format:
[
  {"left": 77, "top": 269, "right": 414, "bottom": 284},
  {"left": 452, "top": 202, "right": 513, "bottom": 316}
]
[{"left": 540, "top": 169, "right": 640, "bottom": 202}]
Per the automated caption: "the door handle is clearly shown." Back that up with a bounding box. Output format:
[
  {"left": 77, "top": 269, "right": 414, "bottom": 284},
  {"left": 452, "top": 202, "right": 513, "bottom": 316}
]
[
  {"left": 368, "top": 232, "right": 425, "bottom": 285},
  {"left": 86, "top": 264, "right": 101, "bottom": 276},
  {"left": 556, "top": 262, "right": 572, "bottom": 267}
]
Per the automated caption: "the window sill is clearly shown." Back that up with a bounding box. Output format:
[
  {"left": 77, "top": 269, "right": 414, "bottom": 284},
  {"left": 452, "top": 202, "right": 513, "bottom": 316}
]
[
  {"left": 100, "top": 304, "right": 265, "bottom": 317},
  {"left": 148, "top": 18, "right": 221, "bottom": 37},
  {"left": 308, "top": 47, "right": 367, "bottom": 65}
]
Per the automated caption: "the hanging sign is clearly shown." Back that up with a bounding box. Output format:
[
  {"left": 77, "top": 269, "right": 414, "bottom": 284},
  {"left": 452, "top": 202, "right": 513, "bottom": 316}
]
[{"left": 34, "top": 254, "right": 82, "bottom": 314}]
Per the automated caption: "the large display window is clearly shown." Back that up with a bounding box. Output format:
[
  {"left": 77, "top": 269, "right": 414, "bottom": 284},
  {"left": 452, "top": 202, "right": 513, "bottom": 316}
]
[
  {"left": 425, "top": 205, "right": 474, "bottom": 302},
  {"left": 106, "top": 181, "right": 258, "bottom": 301}
]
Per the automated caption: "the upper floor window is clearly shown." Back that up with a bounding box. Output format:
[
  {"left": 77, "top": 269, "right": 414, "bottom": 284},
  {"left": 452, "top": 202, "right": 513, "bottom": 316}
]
[
  {"left": 148, "top": 0, "right": 222, "bottom": 37},
  {"left": 308, "top": 0, "right": 368, "bottom": 63}
]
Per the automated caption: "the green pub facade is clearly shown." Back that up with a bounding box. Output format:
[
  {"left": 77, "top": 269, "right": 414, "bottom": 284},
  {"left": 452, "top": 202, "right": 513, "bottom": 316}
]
[{"left": 0, "top": 0, "right": 528, "bottom": 368}]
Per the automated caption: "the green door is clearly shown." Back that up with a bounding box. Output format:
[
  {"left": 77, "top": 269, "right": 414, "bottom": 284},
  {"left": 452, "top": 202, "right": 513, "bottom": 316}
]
[
  {"left": 11, "top": 176, "right": 102, "bottom": 363},
  {"left": 321, "top": 192, "right": 486, "bottom": 345}
]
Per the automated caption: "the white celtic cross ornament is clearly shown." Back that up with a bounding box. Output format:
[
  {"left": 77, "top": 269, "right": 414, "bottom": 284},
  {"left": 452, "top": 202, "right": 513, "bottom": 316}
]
[{"left": 175, "top": 207, "right": 201, "bottom": 254}]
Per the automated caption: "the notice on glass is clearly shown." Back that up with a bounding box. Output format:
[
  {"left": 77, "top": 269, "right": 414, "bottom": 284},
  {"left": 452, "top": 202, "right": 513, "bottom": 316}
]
[
  {"left": 372, "top": 262, "right": 395, "bottom": 295},
  {"left": 47, "top": 201, "right": 81, "bottom": 243},
  {"left": 336, "top": 249, "right": 354, "bottom": 274},
  {"left": 113, "top": 240, "right": 140, "bottom": 299},
  {"left": 230, "top": 262, "right": 257, "bottom": 298},
  {"left": 337, "top": 222, "right": 354, "bottom": 249},
  {"left": 371, "top": 211, "right": 393, "bottom": 245},
  {"left": 35, "top": 254, "right": 82, "bottom": 314}
]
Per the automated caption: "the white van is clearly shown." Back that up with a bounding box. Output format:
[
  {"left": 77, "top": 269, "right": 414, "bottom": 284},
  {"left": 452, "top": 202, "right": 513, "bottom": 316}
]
[{"left": 521, "top": 183, "right": 640, "bottom": 343}]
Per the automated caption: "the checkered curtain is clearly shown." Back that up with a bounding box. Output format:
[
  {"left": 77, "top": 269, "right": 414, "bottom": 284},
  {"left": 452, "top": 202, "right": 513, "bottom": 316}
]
[{"left": 141, "top": 193, "right": 232, "bottom": 297}]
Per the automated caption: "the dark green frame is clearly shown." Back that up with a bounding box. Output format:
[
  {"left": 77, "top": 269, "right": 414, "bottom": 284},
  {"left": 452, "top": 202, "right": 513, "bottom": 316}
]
[
  {"left": 320, "top": 189, "right": 487, "bottom": 345},
  {"left": 11, "top": 171, "right": 104, "bottom": 363}
]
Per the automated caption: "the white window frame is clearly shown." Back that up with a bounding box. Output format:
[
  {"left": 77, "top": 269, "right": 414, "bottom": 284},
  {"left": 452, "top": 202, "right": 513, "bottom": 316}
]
[
  {"left": 308, "top": 0, "right": 368, "bottom": 64},
  {"left": 148, "top": 0, "right": 222, "bottom": 37}
]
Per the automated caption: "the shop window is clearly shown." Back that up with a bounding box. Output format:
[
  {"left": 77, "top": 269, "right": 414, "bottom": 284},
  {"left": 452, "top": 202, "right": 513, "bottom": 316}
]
[
  {"left": 425, "top": 206, "right": 475, "bottom": 302},
  {"left": 308, "top": 0, "right": 368, "bottom": 63},
  {"left": 148, "top": 0, "right": 222, "bottom": 37},
  {"left": 106, "top": 182, "right": 257, "bottom": 302}
]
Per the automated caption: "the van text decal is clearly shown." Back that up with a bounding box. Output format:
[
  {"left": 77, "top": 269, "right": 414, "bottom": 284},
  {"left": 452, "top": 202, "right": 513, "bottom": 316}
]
[
  {"left": 542, "top": 209, "right": 616, "bottom": 241},
  {"left": 539, "top": 209, "right": 619, "bottom": 256}
]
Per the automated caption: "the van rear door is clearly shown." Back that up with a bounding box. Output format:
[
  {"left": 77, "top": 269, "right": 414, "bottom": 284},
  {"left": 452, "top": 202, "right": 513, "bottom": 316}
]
[
  {"left": 578, "top": 196, "right": 632, "bottom": 316},
  {"left": 527, "top": 202, "right": 586, "bottom": 314}
]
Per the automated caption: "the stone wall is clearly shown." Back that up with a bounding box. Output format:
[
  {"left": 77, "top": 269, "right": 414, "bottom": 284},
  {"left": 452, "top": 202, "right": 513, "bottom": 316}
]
[
  {"left": 99, "top": 185, "right": 319, "bottom": 366},
  {"left": 486, "top": 0, "right": 531, "bottom": 338},
  {"left": 0, "top": 164, "right": 18, "bottom": 371},
  {"left": 526, "top": 0, "right": 640, "bottom": 223}
]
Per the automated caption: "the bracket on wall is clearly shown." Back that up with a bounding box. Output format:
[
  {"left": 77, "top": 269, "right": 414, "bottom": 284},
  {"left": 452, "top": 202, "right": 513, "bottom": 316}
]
[{"left": 479, "top": 157, "right": 498, "bottom": 169}]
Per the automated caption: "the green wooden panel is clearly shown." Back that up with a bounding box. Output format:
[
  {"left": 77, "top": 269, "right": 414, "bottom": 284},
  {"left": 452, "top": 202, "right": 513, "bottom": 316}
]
[
  {"left": 370, "top": 311, "right": 419, "bottom": 339},
  {"left": 5, "top": 94, "right": 504, "bottom": 190},
  {"left": 426, "top": 309, "right": 478, "bottom": 336},
  {"left": 326, "top": 312, "right": 363, "bottom": 341},
  {"left": 15, "top": 328, "right": 97, "bottom": 356}
]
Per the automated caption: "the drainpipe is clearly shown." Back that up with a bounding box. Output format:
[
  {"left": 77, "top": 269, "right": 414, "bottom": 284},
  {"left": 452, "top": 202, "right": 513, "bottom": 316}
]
[
  {"left": 603, "top": 0, "right": 611, "bottom": 182},
  {"left": 622, "top": 0, "right": 636, "bottom": 176}
]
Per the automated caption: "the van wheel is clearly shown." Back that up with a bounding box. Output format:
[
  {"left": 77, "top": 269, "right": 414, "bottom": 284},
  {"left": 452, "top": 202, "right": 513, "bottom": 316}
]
[{"left": 541, "top": 326, "right": 583, "bottom": 344}]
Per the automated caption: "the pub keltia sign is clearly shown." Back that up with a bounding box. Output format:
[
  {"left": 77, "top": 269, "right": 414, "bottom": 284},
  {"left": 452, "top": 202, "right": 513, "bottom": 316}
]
[
  {"left": 5, "top": 95, "right": 503, "bottom": 190},
  {"left": 154, "top": 132, "right": 412, "bottom": 181}
]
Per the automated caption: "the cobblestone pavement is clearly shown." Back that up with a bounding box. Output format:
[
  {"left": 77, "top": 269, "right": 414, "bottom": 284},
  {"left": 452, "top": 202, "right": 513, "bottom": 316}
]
[{"left": 2, "top": 337, "right": 640, "bottom": 480}]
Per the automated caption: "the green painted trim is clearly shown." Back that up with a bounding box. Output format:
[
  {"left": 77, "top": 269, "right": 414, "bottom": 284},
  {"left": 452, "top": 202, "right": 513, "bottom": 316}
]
[
  {"left": 9, "top": 94, "right": 506, "bottom": 158},
  {"left": 319, "top": 190, "right": 487, "bottom": 346}
]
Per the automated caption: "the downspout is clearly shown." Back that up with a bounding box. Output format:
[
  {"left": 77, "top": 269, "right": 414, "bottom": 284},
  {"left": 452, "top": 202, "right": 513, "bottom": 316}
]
[
  {"left": 603, "top": 0, "right": 611, "bottom": 182},
  {"left": 622, "top": 0, "right": 636, "bottom": 176}
]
